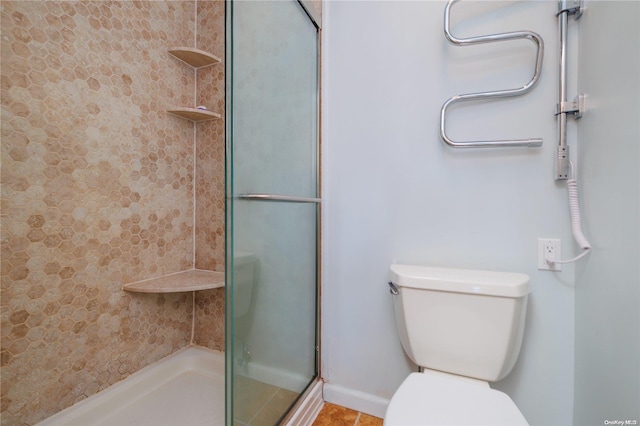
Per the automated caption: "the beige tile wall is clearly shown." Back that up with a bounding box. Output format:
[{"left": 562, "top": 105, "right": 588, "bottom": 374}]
[
  {"left": 0, "top": 1, "right": 225, "bottom": 424},
  {"left": 194, "top": 0, "right": 226, "bottom": 351}
]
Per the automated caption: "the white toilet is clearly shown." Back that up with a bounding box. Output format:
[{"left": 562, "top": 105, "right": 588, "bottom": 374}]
[{"left": 385, "top": 264, "right": 530, "bottom": 426}]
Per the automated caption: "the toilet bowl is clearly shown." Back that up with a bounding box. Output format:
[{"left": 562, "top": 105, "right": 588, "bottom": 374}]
[
  {"left": 385, "top": 264, "right": 530, "bottom": 426},
  {"left": 385, "top": 370, "right": 527, "bottom": 425}
]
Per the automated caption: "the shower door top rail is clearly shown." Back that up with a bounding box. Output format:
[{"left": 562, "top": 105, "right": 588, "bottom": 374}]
[
  {"left": 440, "top": 0, "right": 544, "bottom": 148},
  {"left": 238, "top": 193, "right": 321, "bottom": 204}
]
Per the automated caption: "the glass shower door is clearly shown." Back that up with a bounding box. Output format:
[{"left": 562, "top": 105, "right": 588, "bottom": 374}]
[{"left": 225, "top": 1, "right": 319, "bottom": 425}]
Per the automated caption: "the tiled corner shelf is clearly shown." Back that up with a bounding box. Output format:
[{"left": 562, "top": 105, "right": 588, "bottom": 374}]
[
  {"left": 168, "top": 47, "right": 221, "bottom": 69},
  {"left": 167, "top": 47, "right": 221, "bottom": 122},
  {"left": 167, "top": 107, "right": 221, "bottom": 122},
  {"left": 122, "top": 269, "right": 225, "bottom": 293}
]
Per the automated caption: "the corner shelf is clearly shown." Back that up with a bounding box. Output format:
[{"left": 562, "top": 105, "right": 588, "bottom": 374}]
[
  {"left": 168, "top": 47, "right": 221, "bottom": 69},
  {"left": 167, "top": 47, "right": 222, "bottom": 122},
  {"left": 122, "top": 269, "right": 225, "bottom": 293},
  {"left": 167, "top": 108, "right": 221, "bottom": 122}
]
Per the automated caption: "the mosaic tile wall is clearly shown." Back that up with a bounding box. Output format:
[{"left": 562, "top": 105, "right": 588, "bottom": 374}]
[
  {"left": 0, "top": 1, "right": 226, "bottom": 424},
  {"left": 194, "top": 0, "right": 226, "bottom": 351}
]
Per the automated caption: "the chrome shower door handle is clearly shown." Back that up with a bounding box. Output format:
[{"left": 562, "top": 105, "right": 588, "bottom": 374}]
[{"left": 237, "top": 193, "right": 321, "bottom": 204}]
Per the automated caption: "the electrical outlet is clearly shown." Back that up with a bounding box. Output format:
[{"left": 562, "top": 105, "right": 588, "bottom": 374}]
[{"left": 538, "top": 238, "right": 562, "bottom": 271}]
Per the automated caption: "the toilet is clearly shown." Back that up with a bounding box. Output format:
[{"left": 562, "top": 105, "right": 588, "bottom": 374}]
[
  {"left": 233, "top": 251, "right": 257, "bottom": 366},
  {"left": 385, "top": 264, "right": 530, "bottom": 426},
  {"left": 233, "top": 251, "right": 257, "bottom": 318}
]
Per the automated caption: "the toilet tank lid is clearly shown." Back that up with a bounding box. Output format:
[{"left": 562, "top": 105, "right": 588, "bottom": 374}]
[{"left": 390, "top": 264, "right": 530, "bottom": 298}]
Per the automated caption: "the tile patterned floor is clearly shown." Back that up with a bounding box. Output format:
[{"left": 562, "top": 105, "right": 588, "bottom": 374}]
[{"left": 312, "top": 403, "right": 384, "bottom": 426}]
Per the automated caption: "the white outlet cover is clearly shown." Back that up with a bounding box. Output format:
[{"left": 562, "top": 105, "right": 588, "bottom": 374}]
[{"left": 538, "top": 238, "right": 562, "bottom": 271}]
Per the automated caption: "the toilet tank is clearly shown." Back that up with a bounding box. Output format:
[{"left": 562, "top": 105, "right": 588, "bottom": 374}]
[
  {"left": 234, "top": 251, "right": 256, "bottom": 317},
  {"left": 390, "top": 264, "right": 530, "bottom": 382}
]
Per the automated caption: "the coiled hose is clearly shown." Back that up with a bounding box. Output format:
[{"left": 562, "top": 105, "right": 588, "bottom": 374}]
[{"left": 547, "top": 164, "right": 591, "bottom": 265}]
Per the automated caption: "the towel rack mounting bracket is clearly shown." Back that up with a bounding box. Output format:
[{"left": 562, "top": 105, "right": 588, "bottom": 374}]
[
  {"left": 558, "top": 0, "right": 583, "bottom": 18},
  {"left": 556, "top": 94, "right": 584, "bottom": 118}
]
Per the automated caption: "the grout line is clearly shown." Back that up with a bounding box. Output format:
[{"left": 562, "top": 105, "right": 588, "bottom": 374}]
[
  {"left": 192, "top": 94, "right": 197, "bottom": 265},
  {"left": 247, "top": 387, "right": 280, "bottom": 425},
  {"left": 192, "top": 0, "right": 197, "bottom": 268},
  {"left": 354, "top": 412, "right": 362, "bottom": 426},
  {"left": 190, "top": 291, "right": 195, "bottom": 344}
]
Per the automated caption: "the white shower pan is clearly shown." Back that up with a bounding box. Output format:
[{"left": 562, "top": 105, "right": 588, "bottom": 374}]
[{"left": 37, "top": 346, "right": 225, "bottom": 426}]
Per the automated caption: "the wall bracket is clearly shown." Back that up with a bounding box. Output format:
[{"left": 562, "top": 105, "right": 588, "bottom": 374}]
[
  {"left": 556, "top": 94, "right": 585, "bottom": 118},
  {"left": 558, "top": 0, "right": 583, "bottom": 18}
]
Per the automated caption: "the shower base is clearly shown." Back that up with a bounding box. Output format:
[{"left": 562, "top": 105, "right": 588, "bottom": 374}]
[{"left": 38, "top": 346, "right": 225, "bottom": 426}]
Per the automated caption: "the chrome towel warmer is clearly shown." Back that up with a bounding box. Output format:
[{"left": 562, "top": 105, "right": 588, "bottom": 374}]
[
  {"left": 440, "top": 0, "right": 544, "bottom": 148},
  {"left": 555, "top": 0, "right": 583, "bottom": 180}
]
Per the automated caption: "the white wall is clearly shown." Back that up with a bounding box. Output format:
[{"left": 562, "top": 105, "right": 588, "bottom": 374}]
[
  {"left": 322, "top": 1, "right": 577, "bottom": 424},
  {"left": 574, "top": 1, "right": 640, "bottom": 424}
]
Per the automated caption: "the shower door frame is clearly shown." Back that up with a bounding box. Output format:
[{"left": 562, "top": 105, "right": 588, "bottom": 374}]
[{"left": 224, "top": 1, "right": 322, "bottom": 424}]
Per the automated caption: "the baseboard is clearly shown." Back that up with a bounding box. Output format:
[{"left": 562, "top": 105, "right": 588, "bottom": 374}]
[
  {"left": 284, "top": 379, "right": 324, "bottom": 426},
  {"left": 322, "top": 383, "right": 389, "bottom": 419}
]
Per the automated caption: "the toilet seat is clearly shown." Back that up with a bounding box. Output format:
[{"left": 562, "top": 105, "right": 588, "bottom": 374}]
[{"left": 384, "top": 371, "right": 528, "bottom": 426}]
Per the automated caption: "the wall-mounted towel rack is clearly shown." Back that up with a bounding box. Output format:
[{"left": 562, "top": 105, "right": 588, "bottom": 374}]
[
  {"left": 555, "top": 0, "right": 584, "bottom": 179},
  {"left": 440, "top": 0, "right": 545, "bottom": 148}
]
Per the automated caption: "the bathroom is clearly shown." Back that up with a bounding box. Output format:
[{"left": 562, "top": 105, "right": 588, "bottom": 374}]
[{"left": 1, "top": 1, "right": 638, "bottom": 426}]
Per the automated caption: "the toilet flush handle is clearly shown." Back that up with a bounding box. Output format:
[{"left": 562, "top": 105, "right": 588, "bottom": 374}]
[{"left": 388, "top": 282, "right": 399, "bottom": 295}]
